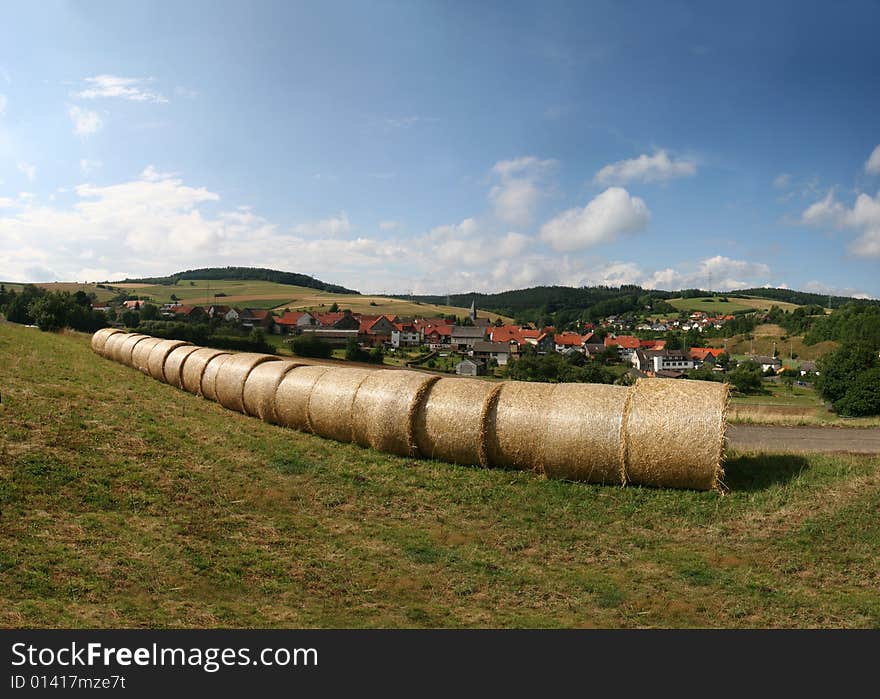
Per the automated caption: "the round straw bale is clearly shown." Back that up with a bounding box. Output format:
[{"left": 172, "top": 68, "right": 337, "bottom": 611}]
[
  {"left": 484, "top": 381, "right": 556, "bottom": 472},
  {"left": 413, "top": 378, "right": 501, "bottom": 466},
  {"left": 242, "top": 360, "right": 302, "bottom": 422},
  {"left": 200, "top": 353, "right": 234, "bottom": 402},
  {"left": 91, "top": 328, "right": 123, "bottom": 356},
  {"left": 622, "top": 378, "right": 729, "bottom": 491},
  {"left": 273, "top": 365, "right": 332, "bottom": 431},
  {"left": 307, "top": 367, "right": 376, "bottom": 443},
  {"left": 540, "top": 383, "right": 630, "bottom": 484},
  {"left": 147, "top": 339, "right": 192, "bottom": 382},
  {"left": 351, "top": 370, "right": 440, "bottom": 456},
  {"left": 180, "top": 348, "right": 231, "bottom": 396},
  {"left": 163, "top": 344, "right": 202, "bottom": 389},
  {"left": 114, "top": 334, "right": 150, "bottom": 366},
  {"left": 131, "top": 337, "right": 164, "bottom": 374},
  {"left": 214, "top": 353, "right": 281, "bottom": 413},
  {"left": 102, "top": 331, "right": 129, "bottom": 361}
]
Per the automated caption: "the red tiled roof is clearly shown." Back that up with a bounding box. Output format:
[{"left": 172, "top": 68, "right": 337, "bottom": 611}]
[
  {"left": 554, "top": 332, "right": 585, "bottom": 346},
  {"left": 605, "top": 335, "right": 640, "bottom": 349},
  {"left": 425, "top": 324, "right": 453, "bottom": 337},
  {"left": 275, "top": 311, "right": 307, "bottom": 325},
  {"left": 639, "top": 339, "right": 667, "bottom": 350},
  {"left": 242, "top": 309, "right": 270, "bottom": 320},
  {"left": 690, "top": 347, "right": 726, "bottom": 360},
  {"left": 490, "top": 325, "right": 540, "bottom": 345}
]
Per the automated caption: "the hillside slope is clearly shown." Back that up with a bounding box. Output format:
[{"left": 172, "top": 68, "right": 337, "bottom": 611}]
[
  {"left": 120, "top": 267, "right": 359, "bottom": 295},
  {"left": 1, "top": 322, "right": 879, "bottom": 628}
]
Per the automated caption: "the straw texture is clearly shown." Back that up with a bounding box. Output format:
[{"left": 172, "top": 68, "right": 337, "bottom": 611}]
[
  {"left": 200, "top": 353, "right": 233, "bottom": 402},
  {"left": 214, "top": 353, "right": 280, "bottom": 413},
  {"left": 146, "top": 339, "right": 191, "bottom": 381},
  {"left": 114, "top": 334, "right": 150, "bottom": 366},
  {"left": 413, "top": 378, "right": 500, "bottom": 466},
  {"left": 351, "top": 370, "right": 440, "bottom": 456},
  {"left": 91, "top": 328, "right": 123, "bottom": 356},
  {"left": 163, "top": 345, "right": 202, "bottom": 389},
  {"left": 485, "top": 381, "right": 556, "bottom": 472},
  {"left": 242, "top": 360, "right": 302, "bottom": 422},
  {"left": 131, "top": 337, "right": 164, "bottom": 374},
  {"left": 307, "top": 367, "right": 375, "bottom": 443},
  {"left": 274, "top": 365, "right": 332, "bottom": 431},
  {"left": 101, "top": 331, "right": 128, "bottom": 361},
  {"left": 541, "top": 383, "right": 630, "bottom": 484},
  {"left": 180, "top": 348, "right": 230, "bottom": 396},
  {"left": 622, "top": 378, "right": 729, "bottom": 491}
]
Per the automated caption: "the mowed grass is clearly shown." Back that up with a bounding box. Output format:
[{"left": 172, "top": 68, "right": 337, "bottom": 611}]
[
  {"left": 1, "top": 323, "right": 879, "bottom": 628},
  {"left": 668, "top": 296, "right": 801, "bottom": 314}
]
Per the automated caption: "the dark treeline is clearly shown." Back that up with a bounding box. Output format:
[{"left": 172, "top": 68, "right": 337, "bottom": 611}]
[
  {"left": 735, "top": 287, "right": 880, "bottom": 310},
  {"left": 136, "top": 319, "right": 273, "bottom": 353},
  {"left": 118, "top": 266, "right": 359, "bottom": 295},
  {"left": 0, "top": 285, "right": 107, "bottom": 333}
]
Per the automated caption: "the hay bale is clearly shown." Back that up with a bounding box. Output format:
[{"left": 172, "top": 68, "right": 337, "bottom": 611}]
[
  {"left": 215, "top": 353, "right": 281, "bottom": 413},
  {"left": 131, "top": 337, "right": 164, "bottom": 374},
  {"left": 307, "top": 367, "right": 376, "bottom": 443},
  {"left": 101, "top": 331, "right": 129, "bottom": 361},
  {"left": 484, "top": 381, "right": 556, "bottom": 472},
  {"left": 180, "top": 348, "right": 231, "bottom": 396},
  {"left": 91, "top": 328, "right": 123, "bottom": 356},
  {"left": 162, "top": 345, "right": 202, "bottom": 389},
  {"left": 274, "top": 365, "right": 332, "bottom": 431},
  {"left": 200, "top": 353, "right": 234, "bottom": 402},
  {"left": 351, "top": 370, "right": 440, "bottom": 456},
  {"left": 242, "top": 360, "right": 302, "bottom": 422},
  {"left": 114, "top": 334, "right": 150, "bottom": 366},
  {"left": 413, "top": 378, "right": 501, "bottom": 466},
  {"left": 541, "top": 383, "right": 630, "bottom": 484},
  {"left": 147, "top": 339, "right": 192, "bottom": 382},
  {"left": 622, "top": 378, "right": 728, "bottom": 491}
]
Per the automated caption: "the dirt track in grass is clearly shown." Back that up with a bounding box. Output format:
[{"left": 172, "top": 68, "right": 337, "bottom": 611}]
[{"left": 728, "top": 425, "right": 880, "bottom": 454}]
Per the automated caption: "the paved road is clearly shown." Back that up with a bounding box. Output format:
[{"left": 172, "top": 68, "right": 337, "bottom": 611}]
[{"left": 728, "top": 425, "right": 880, "bottom": 454}]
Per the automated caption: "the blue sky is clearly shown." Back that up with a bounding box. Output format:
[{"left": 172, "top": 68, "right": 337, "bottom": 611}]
[{"left": 1, "top": 0, "right": 879, "bottom": 296}]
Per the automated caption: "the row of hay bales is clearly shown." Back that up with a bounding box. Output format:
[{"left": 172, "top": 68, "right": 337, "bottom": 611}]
[{"left": 92, "top": 329, "right": 729, "bottom": 490}]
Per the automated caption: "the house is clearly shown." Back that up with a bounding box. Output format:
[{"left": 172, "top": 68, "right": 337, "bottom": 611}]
[
  {"left": 313, "top": 309, "right": 360, "bottom": 330},
  {"left": 489, "top": 325, "right": 539, "bottom": 347},
  {"left": 749, "top": 355, "right": 782, "bottom": 373},
  {"left": 208, "top": 304, "right": 234, "bottom": 320},
  {"left": 451, "top": 325, "right": 486, "bottom": 351},
  {"left": 455, "top": 357, "right": 486, "bottom": 376},
  {"left": 534, "top": 332, "right": 555, "bottom": 354},
  {"left": 554, "top": 332, "right": 587, "bottom": 353},
  {"left": 274, "top": 310, "right": 316, "bottom": 335},
  {"left": 583, "top": 342, "right": 606, "bottom": 358},
  {"left": 650, "top": 351, "right": 694, "bottom": 374},
  {"left": 239, "top": 308, "right": 273, "bottom": 330},
  {"left": 172, "top": 305, "right": 208, "bottom": 322},
  {"left": 799, "top": 360, "right": 818, "bottom": 376},
  {"left": 391, "top": 322, "right": 421, "bottom": 348},
  {"left": 424, "top": 324, "right": 453, "bottom": 349},
  {"left": 359, "top": 314, "right": 399, "bottom": 346},
  {"left": 471, "top": 340, "right": 513, "bottom": 366},
  {"left": 604, "top": 335, "right": 641, "bottom": 359},
  {"left": 690, "top": 347, "right": 726, "bottom": 363}
]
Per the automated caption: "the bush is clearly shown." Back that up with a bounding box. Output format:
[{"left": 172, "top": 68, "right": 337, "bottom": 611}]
[
  {"left": 816, "top": 342, "right": 879, "bottom": 405},
  {"left": 726, "top": 361, "right": 764, "bottom": 394},
  {"left": 833, "top": 367, "right": 880, "bottom": 416},
  {"left": 291, "top": 334, "right": 332, "bottom": 358}
]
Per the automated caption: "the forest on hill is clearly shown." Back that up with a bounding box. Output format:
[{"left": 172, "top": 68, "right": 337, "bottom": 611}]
[{"left": 118, "top": 267, "right": 359, "bottom": 295}]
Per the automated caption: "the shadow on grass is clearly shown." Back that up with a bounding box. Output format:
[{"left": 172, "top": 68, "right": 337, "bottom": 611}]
[{"left": 724, "top": 453, "right": 810, "bottom": 491}]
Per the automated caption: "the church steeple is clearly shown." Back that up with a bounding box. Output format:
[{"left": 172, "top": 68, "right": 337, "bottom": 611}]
[{"left": 469, "top": 297, "right": 477, "bottom": 321}]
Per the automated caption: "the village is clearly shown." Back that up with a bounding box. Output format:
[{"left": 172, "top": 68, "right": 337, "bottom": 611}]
[{"left": 99, "top": 297, "right": 812, "bottom": 381}]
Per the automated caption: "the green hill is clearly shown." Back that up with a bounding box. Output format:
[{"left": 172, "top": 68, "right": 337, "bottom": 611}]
[
  {"left": 2, "top": 322, "right": 879, "bottom": 628},
  {"left": 119, "top": 266, "right": 359, "bottom": 295}
]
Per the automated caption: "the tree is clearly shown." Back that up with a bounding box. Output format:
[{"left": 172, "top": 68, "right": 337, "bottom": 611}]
[
  {"left": 140, "top": 303, "right": 160, "bottom": 321},
  {"left": 329, "top": 302, "right": 339, "bottom": 312},
  {"left": 121, "top": 310, "right": 140, "bottom": 328},
  {"left": 726, "top": 361, "right": 764, "bottom": 394},
  {"left": 816, "top": 342, "right": 879, "bottom": 405},
  {"left": 833, "top": 367, "right": 880, "bottom": 416}
]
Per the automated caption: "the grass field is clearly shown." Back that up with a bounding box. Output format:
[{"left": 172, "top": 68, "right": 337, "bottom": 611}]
[
  {"left": 729, "top": 381, "right": 880, "bottom": 427},
  {"left": 1, "top": 322, "right": 879, "bottom": 628},
  {"left": 1, "top": 279, "right": 513, "bottom": 322},
  {"left": 668, "top": 296, "right": 801, "bottom": 314}
]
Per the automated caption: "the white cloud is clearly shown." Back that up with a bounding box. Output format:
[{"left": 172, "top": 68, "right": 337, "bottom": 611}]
[
  {"left": 489, "top": 156, "right": 557, "bottom": 227},
  {"left": 0, "top": 94, "right": 6, "bottom": 116},
  {"left": 866, "top": 145, "right": 880, "bottom": 175},
  {"left": 17, "top": 161, "right": 36, "bottom": 182},
  {"left": 80, "top": 159, "right": 102, "bottom": 175},
  {"left": 594, "top": 149, "right": 697, "bottom": 185},
  {"left": 802, "top": 190, "right": 880, "bottom": 258},
  {"left": 379, "top": 220, "right": 400, "bottom": 231},
  {"left": 773, "top": 173, "right": 791, "bottom": 189},
  {"left": 803, "top": 280, "right": 873, "bottom": 300},
  {"left": 74, "top": 75, "right": 167, "bottom": 103},
  {"left": 539, "top": 186, "right": 650, "bottom": 251},
  {"left": 293, "top": 212, "right": 352, "bottom": 237},
  {"left": 68, "top": 105, "right": 103, "bottom": 135}
]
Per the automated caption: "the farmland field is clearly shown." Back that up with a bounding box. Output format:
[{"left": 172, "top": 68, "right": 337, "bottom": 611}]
[
  {"left": 1, "top": 278, "right": 513, "bottom": 321},
  {"left": 668, "top": 296, "right": 801, "bottom": 314},
  {"left": 1, "top": 322, "right": 879, "bottom": 628}
]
